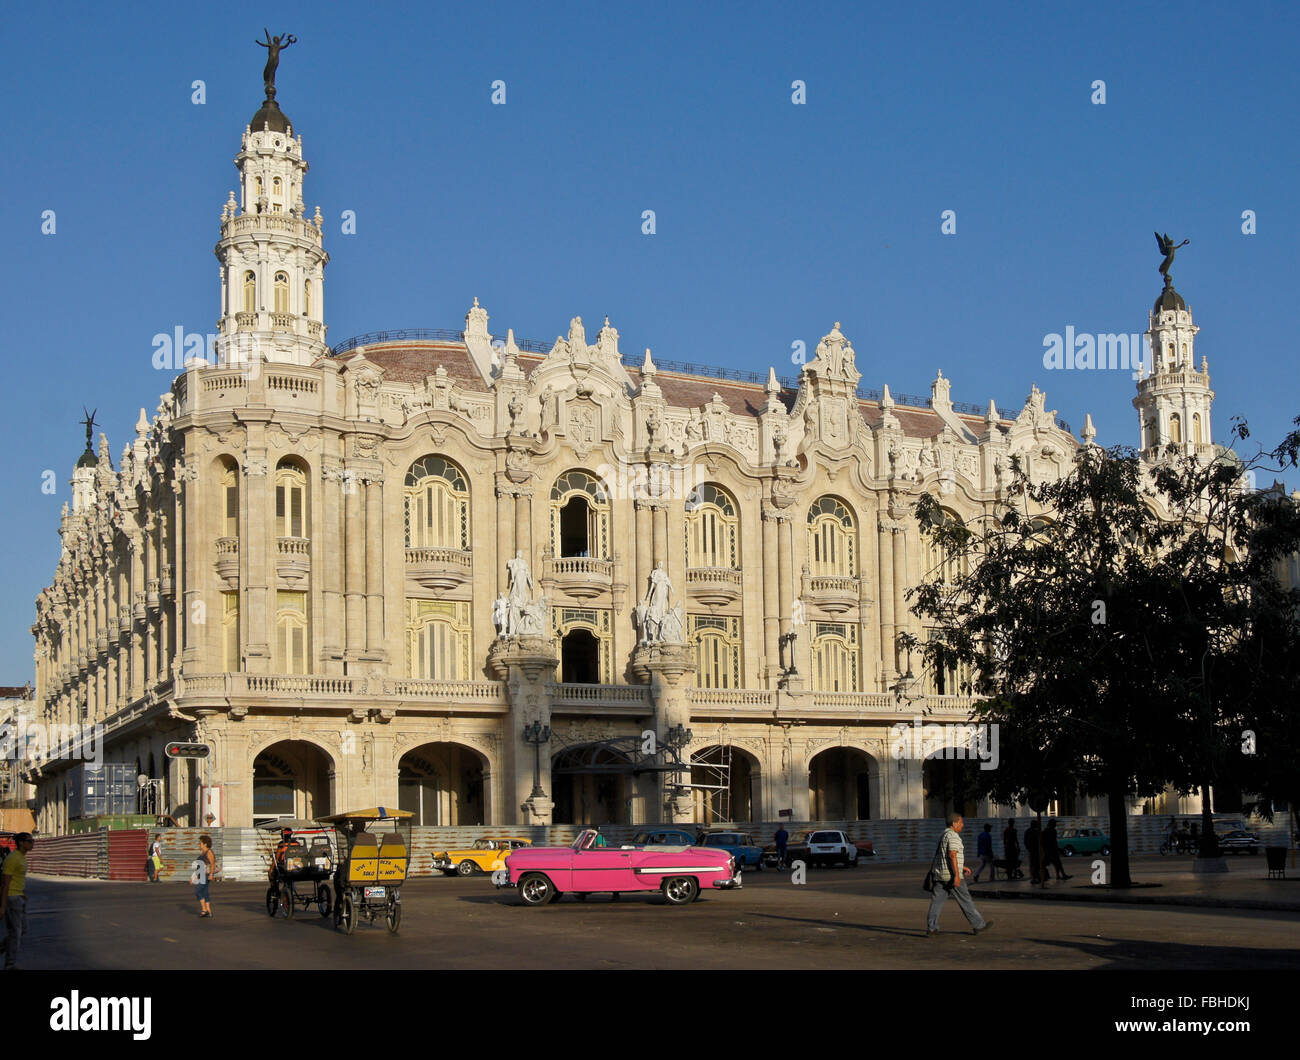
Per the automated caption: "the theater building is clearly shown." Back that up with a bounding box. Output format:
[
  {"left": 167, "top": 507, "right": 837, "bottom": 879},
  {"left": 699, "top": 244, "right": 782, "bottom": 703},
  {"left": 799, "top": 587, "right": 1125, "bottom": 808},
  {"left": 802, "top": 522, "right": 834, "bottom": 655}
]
[{"left": 29, "top": 81, "right": 1215, "bottom": 832}]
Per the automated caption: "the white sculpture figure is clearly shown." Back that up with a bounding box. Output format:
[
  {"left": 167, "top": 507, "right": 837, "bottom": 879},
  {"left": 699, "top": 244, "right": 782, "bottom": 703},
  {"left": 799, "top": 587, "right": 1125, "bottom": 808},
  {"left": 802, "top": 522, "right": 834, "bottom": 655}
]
[
  {"left": 658, "top": 603, "right": 685, "bottom": 645},
  {"left": 635, "top": 561, "right": 681, "bottom": 644},
  {"left": 492, "top": 594, "right": 509, "bottom": 636},
  {"left": 505, "top": 550, "right": 534, "bottom": 636},
  {"left": 517, "top": 597, "right": 549, "bottom": 637}
]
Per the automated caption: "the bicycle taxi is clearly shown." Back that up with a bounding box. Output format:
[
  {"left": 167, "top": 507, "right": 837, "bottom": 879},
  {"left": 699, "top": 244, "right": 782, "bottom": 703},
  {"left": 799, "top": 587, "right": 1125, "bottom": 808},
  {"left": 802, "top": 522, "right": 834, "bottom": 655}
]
[
  {"left": 316, "top": 807, "right": 412, "bottom": 935},
  {"left": 260, "top": 818, "right": 337, "bottom": 920}
]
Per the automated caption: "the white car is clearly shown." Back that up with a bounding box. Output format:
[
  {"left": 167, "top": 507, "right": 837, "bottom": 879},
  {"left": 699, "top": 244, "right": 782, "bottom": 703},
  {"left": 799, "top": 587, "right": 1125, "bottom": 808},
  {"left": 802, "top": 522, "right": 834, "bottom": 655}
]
[{"left": 788, "top": 829, "right": 859, "bottom": 867}]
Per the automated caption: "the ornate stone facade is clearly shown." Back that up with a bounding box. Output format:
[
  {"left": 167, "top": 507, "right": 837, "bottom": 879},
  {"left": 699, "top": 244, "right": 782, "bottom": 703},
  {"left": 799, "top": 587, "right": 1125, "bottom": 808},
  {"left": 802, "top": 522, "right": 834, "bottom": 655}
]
[{"left": 30, "top": 93, "right": 1205, "bottom": 833}]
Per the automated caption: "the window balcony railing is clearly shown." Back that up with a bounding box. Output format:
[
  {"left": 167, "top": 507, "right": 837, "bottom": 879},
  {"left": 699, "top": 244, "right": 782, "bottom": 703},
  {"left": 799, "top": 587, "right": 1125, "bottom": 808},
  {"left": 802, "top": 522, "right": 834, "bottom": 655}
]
[
  {"left": 550, "top": 683, "right": 651, "bottom": 707},
  {"left": 270, "top": 312, "right": 295, "bottom": 331},
  {"left": 686, "top": 566, "right": 742, "bottom": 606},
  {"left": 405, "top": 546, "right": 472, "bottom": 592},
  {"left": 542, "top": 555, "right": 614, "bottom": 599},
  {"left": 276, "top": 536, "right": 311, "bottom": 584},
  {"left": 800, "top": 571, "right": 860, "bottom": 616},
  {"left": 215, "top": 536, "right": 240, "bottom": 588}
]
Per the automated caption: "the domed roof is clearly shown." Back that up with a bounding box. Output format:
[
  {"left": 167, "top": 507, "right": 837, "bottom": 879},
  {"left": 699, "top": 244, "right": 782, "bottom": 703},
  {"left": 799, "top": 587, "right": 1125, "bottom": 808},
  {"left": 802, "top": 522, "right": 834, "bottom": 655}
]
[
  {"left": 1153, "top": 283, "right": 1187, "bottom": 314},
  {"left": 75, "top": 447, "right": 99, "bottom": 469},
  {"left": 249, "top": 97, "right": 291, "bottom": 134}
]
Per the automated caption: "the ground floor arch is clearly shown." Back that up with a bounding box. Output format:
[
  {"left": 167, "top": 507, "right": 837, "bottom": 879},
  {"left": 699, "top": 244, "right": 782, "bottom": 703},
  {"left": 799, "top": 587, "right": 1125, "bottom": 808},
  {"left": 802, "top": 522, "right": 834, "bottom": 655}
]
[
  {"left": 922, "top": 752, "right": 992, "bottom": 819},
  {"left": 551, "top": 743, "right": 638, "bottom": 825},
  {"left": 690, "top": 744, "right": 760, "bottom": 823},
  {"left": 397, "top": 741, "right": 487, "bottom": 825},
  {"left": 252, "top": 739, "right": 334, "bottom": 824},
  {"left": 809, "top": 746, "right": 878, "bottom": 821}
]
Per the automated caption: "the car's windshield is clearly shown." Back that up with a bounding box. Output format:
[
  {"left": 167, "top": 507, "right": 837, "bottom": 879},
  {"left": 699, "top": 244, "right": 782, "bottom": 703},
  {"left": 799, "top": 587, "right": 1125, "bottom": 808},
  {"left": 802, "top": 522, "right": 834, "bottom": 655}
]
[{"left": 811, "top": 832, "right": 840, "bottom": 843}]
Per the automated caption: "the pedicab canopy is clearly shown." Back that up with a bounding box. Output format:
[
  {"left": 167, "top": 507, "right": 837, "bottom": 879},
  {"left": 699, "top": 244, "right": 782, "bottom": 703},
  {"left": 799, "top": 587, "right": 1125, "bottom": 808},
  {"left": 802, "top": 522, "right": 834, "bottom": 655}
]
[
  {"left": 257, "top": 818, "right": 328, "bottom": 831},
  {"left": 315, "top": 808, "right": 415, "bottom": 824}
]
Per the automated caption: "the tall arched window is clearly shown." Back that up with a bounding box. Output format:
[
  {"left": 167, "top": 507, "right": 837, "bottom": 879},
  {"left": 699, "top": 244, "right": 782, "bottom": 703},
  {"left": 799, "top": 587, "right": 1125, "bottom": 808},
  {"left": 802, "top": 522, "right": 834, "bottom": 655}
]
[
  {"left": 276, "top": 591, "right": 309, "bottom": 674},
  {"left": 275, "top": 461, "right": 308, "bottom": 538},
  {"left": 404, "top": 457, "right": 470, "bottom": 549},
  {"left": 406, "top": 600, "right": 471, "bottom": 680},
  {"left": 222, "top": 592, "right": 240, "bottom": 671},
  {"left": 271, "top": 177, "right": 283, "bottom": 212},
  {"left": 1169, "top": 413, "right": 1183, "bottom": 445},
  {"left": 1192, "top": 413, "right": 1203, "bottom": 445},
  {"left": 807, "top": 497, "right": 856, "bottom": 577},
  {"left": 303, "top": 279, "right": 312, "bottom": 318},
  {"left": 220, "top": 460, "right": 239, "bottom": 537},
  {"left": 685, "top": 484, "right": 739, "bottom": 569},
  {"left": 242, "top": 271, "right": 256, "bottom": 314},
  {"left": 925, "top": 507, "right": 966, "bottom": 585},
  {"left": 689, "top": 615, "right": 741, "bottom": 688},
  {"left": 550, "top": 471, "right": 611, "bottom": 559},
  {"left": 811, "top": 623, "right": 859, "bottom": 692},
  {"left": 273, "top": 272, "right": 290, "bottom": 314}
]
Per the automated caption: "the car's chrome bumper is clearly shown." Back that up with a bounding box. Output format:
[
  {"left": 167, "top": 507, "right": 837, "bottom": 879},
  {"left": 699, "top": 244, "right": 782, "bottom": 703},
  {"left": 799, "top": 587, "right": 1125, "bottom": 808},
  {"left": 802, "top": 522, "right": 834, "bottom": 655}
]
[
  {"left": 431, "top": 857, "right": 452, "bottom": 870},
  {"left": 491, "top": 869, "right": 515, "bottom": 888},
  {"left": 712, "top": 875, "right": 743, "bottom": 890}
]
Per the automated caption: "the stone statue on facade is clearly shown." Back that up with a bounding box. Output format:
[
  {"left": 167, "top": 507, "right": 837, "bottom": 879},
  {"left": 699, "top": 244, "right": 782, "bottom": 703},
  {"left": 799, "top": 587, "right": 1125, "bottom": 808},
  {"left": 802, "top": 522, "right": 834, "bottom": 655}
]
[
  {"left": 633, "top": 562, "right": 684, "bottom": 644},
  {"left": 502, "top": 550, "right": 535, "bottom": 636}
]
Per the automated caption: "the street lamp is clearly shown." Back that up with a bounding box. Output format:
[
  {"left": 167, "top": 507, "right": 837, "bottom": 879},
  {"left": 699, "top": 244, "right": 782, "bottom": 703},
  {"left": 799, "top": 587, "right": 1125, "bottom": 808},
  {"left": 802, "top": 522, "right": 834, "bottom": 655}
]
[{"left": 522, "top": 720, "right": 551, "bottom": 799}]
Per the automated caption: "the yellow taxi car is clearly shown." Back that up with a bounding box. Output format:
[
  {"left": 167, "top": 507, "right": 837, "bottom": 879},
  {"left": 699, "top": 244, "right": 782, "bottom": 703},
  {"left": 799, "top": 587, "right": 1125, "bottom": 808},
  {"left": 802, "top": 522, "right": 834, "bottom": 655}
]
[{"left": 432, "top": 837, "right": 533, "bottom": 877}]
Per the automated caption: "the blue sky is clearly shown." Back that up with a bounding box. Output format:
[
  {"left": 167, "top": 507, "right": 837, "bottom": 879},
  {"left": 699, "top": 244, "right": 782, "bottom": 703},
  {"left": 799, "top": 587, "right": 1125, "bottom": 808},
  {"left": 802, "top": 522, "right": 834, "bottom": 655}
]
[{"left": 2, "top": 0, "right": 1297, "bottom": 677}]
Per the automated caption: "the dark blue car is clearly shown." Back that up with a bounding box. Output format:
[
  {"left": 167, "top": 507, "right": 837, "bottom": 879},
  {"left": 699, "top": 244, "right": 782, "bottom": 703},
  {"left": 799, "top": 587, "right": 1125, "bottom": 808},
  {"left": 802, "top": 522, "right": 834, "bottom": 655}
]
[{"left": 697, "top": 830, "right": 764, "bottom": 871}]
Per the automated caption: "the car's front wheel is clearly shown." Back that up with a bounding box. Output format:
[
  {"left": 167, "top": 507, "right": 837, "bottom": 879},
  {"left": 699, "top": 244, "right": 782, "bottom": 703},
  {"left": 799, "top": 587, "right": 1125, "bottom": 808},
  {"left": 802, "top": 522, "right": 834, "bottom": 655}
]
[
  {"left": 662, "top": 876, "right": 699, "bottom": 905},
  {"left": 1062, "top": 846, "right": 1076, "bottom": 857},
  {"left": 519, "top": 873, "right": 556, "bottom": 906},
  {"left": 457, "top": 860, "right": 479, "bottom": 877},
  {"left": 1100, "top": 845, "right": 1111, "bottom": 856}
]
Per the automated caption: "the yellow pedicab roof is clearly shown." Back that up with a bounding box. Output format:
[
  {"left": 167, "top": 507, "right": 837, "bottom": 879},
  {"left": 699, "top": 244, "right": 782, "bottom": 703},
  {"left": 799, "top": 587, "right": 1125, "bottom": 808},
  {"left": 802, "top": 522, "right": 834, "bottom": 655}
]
[{"left": 315, "top": 807, "right": 416, "bottom": 824}]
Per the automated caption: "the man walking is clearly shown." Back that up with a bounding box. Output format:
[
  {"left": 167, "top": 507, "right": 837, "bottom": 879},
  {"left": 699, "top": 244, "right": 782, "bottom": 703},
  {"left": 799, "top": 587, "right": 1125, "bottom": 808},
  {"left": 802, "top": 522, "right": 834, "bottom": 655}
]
[
  {"left": 1043, "top": 819, "right": 1071, "bottom": 880},
  {"left": 1, "top": 832, "right": 34, "bottom": 969},
  {"left": 926, "top": 813, "right": 992, "bottom": 936},
  {"left": 1025, "top": 818, "right": 1045, "bottom": 886},
  {"left": 774, "top": 825, "right": 789, "bottom": 869},
  {"left": 972, "top": 823, "right": 996, "bottom": 882},
  {"left": 1003, "top": 819, "right": 1021, "bottom": 879}
]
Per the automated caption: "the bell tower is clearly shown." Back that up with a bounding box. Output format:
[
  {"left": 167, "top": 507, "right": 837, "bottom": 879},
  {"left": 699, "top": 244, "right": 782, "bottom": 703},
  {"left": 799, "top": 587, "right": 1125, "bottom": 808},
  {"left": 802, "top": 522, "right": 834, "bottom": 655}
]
[
  {"left": 1133, "top": 245, "right": 1214, "bottom": 460},
  {"left": 214, "top": 34, "right": 329, "bottom": 368}
]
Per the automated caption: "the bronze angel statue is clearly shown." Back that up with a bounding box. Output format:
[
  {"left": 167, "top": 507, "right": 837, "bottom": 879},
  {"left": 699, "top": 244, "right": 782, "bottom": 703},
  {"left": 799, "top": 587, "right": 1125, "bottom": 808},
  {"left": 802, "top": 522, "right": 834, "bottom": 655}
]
[{"left": 1155, "top": 231, "right": 1189, "bottom": 285}]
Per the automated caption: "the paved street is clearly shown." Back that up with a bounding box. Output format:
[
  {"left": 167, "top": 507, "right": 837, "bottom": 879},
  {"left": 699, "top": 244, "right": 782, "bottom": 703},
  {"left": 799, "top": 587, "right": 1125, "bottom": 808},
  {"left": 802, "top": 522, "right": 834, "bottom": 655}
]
[{"left": 13, "top": 857, "right": 1300, "bottom": 970}]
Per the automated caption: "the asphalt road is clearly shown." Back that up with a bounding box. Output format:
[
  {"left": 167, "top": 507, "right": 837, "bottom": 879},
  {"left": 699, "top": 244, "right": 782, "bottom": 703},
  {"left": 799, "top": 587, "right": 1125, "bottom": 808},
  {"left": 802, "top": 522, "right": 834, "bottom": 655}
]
[{"left": 12, "top": 857, "right": 1300, "bottom": 971}]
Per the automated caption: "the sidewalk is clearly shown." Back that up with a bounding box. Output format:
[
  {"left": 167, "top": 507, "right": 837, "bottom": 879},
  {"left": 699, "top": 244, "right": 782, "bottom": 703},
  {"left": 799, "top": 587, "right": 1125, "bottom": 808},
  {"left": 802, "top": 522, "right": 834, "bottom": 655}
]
[{"left": 971, "top": 854, "right": 1300, "bottom": 912}]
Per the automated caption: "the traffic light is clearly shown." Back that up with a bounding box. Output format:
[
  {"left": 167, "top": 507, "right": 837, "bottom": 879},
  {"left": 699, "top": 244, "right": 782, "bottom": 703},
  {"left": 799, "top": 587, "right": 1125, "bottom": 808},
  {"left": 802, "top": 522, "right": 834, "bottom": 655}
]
[{"left": 164, "top": 742, "right": 210, "bottom": 759}]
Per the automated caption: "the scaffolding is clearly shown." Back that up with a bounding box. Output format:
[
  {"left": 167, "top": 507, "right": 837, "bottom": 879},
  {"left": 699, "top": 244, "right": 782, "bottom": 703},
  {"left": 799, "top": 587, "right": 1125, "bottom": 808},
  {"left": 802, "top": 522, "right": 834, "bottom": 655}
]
[{"left": 685, "top": 744, "right": 734, "bottom": 825}]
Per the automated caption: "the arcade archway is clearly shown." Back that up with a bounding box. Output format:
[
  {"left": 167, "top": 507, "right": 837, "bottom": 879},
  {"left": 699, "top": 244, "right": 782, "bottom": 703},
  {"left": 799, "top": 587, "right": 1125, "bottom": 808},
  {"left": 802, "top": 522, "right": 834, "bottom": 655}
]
[
  {"left": 809, "top": 747, "right": 877, "bottom": 821},
  {"left": 397, "top": 742, "right": 488, "bottom": 825},
  {"left": 252, "top": 740, "right": 334, "bottom": 824}
]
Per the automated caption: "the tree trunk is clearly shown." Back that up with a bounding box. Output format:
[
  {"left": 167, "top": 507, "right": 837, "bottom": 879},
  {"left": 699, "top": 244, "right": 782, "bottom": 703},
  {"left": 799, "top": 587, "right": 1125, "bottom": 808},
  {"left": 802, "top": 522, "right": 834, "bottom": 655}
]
[
  {"left": 1198, "top": 781, "right": 1220, "bottom": 858},
  {"left": 1107, "top": 782, "right": 1132, "bottom": 888}
]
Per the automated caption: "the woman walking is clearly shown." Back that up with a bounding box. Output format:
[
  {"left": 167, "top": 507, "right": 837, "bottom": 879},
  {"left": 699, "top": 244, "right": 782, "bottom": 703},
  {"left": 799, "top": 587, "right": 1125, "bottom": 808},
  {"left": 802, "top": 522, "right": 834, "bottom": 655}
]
[{"left": 192, "top": 835, "right": 216, "bottom": 918}]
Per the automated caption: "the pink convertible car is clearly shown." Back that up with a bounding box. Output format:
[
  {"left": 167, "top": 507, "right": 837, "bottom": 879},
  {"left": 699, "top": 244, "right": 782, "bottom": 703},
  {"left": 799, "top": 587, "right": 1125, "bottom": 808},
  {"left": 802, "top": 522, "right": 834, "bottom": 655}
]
[{"left": 500, "top": 829, "right": 741, "bottom": 906}]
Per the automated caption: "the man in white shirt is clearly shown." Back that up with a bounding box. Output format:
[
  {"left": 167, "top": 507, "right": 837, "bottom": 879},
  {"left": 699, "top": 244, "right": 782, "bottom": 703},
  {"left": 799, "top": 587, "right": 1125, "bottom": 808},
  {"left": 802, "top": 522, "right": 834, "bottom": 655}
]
[{"left": 926, "top": 813, "right": 993, "bottom": 936}]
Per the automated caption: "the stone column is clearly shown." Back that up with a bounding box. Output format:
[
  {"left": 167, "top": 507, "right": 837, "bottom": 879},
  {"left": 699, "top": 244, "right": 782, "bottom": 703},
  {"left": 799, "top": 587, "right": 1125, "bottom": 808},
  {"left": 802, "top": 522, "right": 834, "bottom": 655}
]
[
  {"left": 343, "top": 464, "right": 365, "bottom": 662},
  {"left": 878, "top": 515, "right": 898, "bottom": 685},
  {"left": 364, "top": 475, "right": 385, "bottom": 664},
  {"left": 635, "top": 643, "right": 695, "bottom": 824},
  {"left": 242, "top": 444, "right": 272, "bottom": 672},
  {"left": 891, "top": 517, "right": 908, "bottom": 670},
  {"left": 490, "top": 636, "right": 559, "bottom": 825},
  {"left": 320, "top": 455, "right": 345, "bottom": 674},
  {"left": 761, "top": 509, "right": 779, "bottom": 686}
]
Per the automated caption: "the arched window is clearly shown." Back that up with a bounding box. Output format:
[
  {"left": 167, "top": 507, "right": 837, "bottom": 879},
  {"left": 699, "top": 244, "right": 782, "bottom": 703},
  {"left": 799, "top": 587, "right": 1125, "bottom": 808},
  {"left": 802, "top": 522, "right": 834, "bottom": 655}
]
[
  {"left": 553, "top": 606, "right": 612, "bottom": 683},
  {"left": 925, "top": 507, "right": 966, "bottom": 585},
  {"left": 271, "top": 177, "right": 283, "bottom": 213},
  {"left": 274, "top": 272, "right": 290, "bottom": 314},
  {"left": 811, "top": 623, "right": 859, "bottom": 692},
  {"left": 275, "top": 461, "right": 308, "bottom": 538},
  {"left": 1192, "top": 413, "right": 1203, "bottom": 445},
  {"left": 689, "top": 615, "right": 741, "bottom": 688},
  {"left": 242, "top": 271, "right": 256, "bottom": 314},
  {"left": 406, "top": 600, "right": 471, "bottom": 680},
  {"left": 220, "top": 460, "right": 239, "bottom": 537},
  {"left": 303, "top": 278, "right": 312, "bottom": 318},
  {"left": 807, "top": 497, "right": 856, "bottom": 577},
  {"left": 550, "top": 471, "right": 611, "bottom": 560},
  {"left": 275, "top": 591, "right": 309, "bottom": 674},
  {"left": 1169, "top": 413, "right": 1183, "bottom": 445},
  {"left": 404, "top": 457, "right": 470, "bottom": 550},
  {"left": 925, "top": 628, "right": 972, "bottom": 696},
  {"left": 685, "top": 484, "right": 739, "bottom": 569}
]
